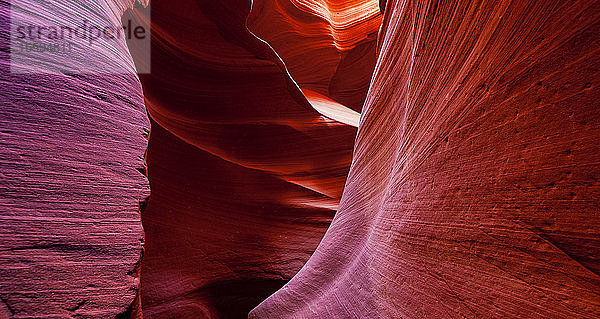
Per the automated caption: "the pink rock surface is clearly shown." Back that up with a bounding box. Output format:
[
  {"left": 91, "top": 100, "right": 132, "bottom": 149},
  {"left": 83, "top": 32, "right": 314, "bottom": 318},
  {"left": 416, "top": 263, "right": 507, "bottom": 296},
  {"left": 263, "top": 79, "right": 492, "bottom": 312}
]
[{"left": 0, "top": 1, "right": 148, "bottom": 317}]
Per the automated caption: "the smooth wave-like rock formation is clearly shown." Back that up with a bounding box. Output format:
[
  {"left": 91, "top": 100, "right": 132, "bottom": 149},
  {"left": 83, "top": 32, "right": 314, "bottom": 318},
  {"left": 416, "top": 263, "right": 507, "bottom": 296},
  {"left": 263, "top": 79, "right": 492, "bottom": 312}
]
[
  {"left": 251, "top": 0, "right": 600, "bottom": 317},
  {"left": 0, "top": 1, "right": 148, "bottom": 317},
  {"left": 247, "top": 0, "right": 382, "bottom": 111},
  {"left": 138, "top": 0, "right": 379, "bottom": 317}
]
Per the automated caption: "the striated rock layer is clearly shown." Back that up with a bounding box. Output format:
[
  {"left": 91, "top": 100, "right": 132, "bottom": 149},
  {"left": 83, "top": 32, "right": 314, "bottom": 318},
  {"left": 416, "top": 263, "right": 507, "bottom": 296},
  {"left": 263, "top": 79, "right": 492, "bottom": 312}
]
[
  {"left": 138, "top": 0, "right": 380, "bottom": 317},
  {"left": 247, "top": 0, "right": 382, "bottom": 111},
  {"left": 0, "top": 1, "right": 148, "bottom": 317},
  {"left": 251, "top": 0, "right": 600, "bottom": 317}
]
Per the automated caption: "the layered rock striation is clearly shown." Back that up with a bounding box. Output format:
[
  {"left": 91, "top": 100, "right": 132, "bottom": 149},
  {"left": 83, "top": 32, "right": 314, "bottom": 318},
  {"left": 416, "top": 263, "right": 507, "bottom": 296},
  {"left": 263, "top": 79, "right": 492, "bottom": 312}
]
[{"left": 0, "top": 1, "right": 149, "bottom": 317}]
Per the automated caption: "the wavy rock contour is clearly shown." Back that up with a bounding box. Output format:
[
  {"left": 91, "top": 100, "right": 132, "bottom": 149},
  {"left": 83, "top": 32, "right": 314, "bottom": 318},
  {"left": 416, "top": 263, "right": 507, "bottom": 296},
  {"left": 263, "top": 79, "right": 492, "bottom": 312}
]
[{"left": 138, "top": 0, "right": 380, "bottom": 317}]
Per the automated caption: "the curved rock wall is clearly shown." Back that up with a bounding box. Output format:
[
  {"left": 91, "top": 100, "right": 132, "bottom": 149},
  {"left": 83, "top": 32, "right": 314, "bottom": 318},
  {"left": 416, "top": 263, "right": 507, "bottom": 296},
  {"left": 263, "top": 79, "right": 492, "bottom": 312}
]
[
  {"left": 138, "top": 0, "right": 377, "bottom": 317},
  {"left": 251, "top": 0, "right": 600, "bottom": 317}
]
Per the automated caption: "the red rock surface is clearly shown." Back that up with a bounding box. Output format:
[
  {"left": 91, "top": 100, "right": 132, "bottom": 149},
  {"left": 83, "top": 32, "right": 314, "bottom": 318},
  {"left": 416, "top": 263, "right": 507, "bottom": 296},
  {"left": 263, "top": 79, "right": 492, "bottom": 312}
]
[
  {"left": 137, "top": 0, "right": 378, "bottom": 317},
  {"left": 251, "top": 0, "right": 600, "bottom": 317},
  {"left": 0, "top": 1, "right": 148, "bottom": 317}
]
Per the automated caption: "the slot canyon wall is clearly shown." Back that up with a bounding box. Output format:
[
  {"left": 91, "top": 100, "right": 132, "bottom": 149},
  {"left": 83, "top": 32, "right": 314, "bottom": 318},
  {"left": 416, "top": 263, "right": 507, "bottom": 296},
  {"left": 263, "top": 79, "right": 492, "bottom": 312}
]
[
  {"left": 0, "top": 1, "right": 148, "bottom": 317},
  {"left": 251, "top": 0, "right": 600, "bottom": 317}
]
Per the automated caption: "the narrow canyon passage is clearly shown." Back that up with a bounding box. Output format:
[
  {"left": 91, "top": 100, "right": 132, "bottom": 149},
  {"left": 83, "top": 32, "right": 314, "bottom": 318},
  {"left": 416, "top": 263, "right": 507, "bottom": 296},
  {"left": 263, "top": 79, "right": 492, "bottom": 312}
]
[
  {"left": 0, "top": 0, "right": 598, "bottom": 318},
  {"left": 136, "top": 0, "right": 382, "bottom": 317}
]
